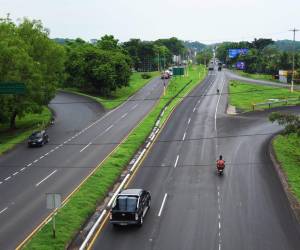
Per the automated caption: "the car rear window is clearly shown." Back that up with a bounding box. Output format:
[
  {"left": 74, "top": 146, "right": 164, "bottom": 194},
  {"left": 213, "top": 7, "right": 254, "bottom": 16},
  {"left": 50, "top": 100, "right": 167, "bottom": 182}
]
[{"left": 114, "top": 196, "right": 138, "bottom": 212}]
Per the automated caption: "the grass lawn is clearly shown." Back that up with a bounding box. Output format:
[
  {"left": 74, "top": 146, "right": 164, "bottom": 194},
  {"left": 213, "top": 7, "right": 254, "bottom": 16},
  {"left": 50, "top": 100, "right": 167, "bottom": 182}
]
[
  {"left": 229, "top": 80, "right": 300, "bottom": 111},
  {"left": 64, "top": 71, "right": 160, "bottom": 110},
  {"left": 23, "top": 65, "right": 207, "bottom": 250},
  {"left": 273, "top": 134, "right": 300, "bottom": 201},
  {"left": 0, "top": 107, "right": 52, "bottom": 155},
  {"left": 234, "top": 70, "right": 277, "bottom": 82}
]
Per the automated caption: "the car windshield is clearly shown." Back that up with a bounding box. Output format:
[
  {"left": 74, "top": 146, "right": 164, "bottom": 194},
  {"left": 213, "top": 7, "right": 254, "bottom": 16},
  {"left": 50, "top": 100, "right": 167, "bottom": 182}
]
[
  {"left": 30, "top": 132, "right": 42, "bottom": 139},
  {"left": 114, "top": 196, "right": 138, "bottom": 212}
]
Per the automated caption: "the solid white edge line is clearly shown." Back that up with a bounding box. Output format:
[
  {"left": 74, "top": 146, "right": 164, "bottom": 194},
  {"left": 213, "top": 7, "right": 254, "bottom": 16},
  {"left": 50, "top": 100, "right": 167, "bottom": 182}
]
[
  {"left": 12, "top": 172, "right": 19, "bottom": 176},
  {"left": 20, "top": 167, "right": 26, "bottom": 172},
  {"left": 214, "top": 78, "right": 226, "bottom": 131},
  {"left": 33, "top": 159, "right": 38, "bottom": 163},
  {"left": 79, "top": 209, "right": 107, "bottom": 250},
  {"left": 27, "top": 163, "right": 32, "bottom": 167},
  {"left": 174, "top": 155, "right": 179, "bottom": 168},
  {"left": 0, "top": 207, "right": 8, "bottom": 214},
  {"left": 107, "top": 174, "right": 131, "bottom": 207},
  {"left": 4, "top": 176, "right": 11, "bottom": 181},
  {"left": 35, "top": 170, "right": 57, "bottom": 187},
  {"left": 158, "top": 193, "right": 168, "bottom": 217}
]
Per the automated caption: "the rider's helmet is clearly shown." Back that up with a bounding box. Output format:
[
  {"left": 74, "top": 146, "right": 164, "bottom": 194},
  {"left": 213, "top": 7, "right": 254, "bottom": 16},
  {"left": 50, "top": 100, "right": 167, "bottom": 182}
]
[{"left": 219, "top": 155, "right": 222, "bottom": 160}]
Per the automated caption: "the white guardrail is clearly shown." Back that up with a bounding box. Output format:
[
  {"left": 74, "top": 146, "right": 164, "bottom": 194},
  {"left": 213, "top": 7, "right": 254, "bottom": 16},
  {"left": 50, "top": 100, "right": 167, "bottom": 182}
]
[{"left": 252, "top": 97, "right": 300, "bottom": 110}]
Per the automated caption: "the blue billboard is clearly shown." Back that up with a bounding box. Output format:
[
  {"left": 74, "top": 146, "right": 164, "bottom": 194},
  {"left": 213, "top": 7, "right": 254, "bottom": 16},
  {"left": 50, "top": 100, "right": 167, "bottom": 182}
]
[
  {"left": 236, "top": 61, "right": 246, "bottom": 70},
  {"left": 228, "top": 48, "right": 249, "bottom": 58}
]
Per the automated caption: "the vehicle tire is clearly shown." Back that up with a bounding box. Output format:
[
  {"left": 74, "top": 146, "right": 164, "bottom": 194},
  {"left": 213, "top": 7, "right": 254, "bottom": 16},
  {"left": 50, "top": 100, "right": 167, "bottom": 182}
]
[{"left": 147, "top": 200, "right": 151, "bottom": 209}]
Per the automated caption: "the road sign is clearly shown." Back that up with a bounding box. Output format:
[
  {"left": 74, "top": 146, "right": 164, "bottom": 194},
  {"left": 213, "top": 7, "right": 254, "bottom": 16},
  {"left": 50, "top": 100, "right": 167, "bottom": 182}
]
[
  {"left": 46, "top": 193, "right": 61, "bottom": 239},
  {"left": 0, "top": 82, "right": 26, "bottom": 94},
  {"left": 173, "top": 67, "right": 185, "bottom": 76},
  {"left": 46, "top": 193, "right": 61, "bottom": 209}
]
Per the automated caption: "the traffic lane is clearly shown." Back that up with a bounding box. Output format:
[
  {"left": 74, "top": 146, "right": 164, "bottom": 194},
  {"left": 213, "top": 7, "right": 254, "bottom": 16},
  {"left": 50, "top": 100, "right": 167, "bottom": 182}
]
[
  {"left": 0, "top": 95, "right": 159, "bottom": 247},
  {"left": 0, "top": 145, "right": 116, "bottom": 249},
  {"left": 0, "top": 77, "right": 163, "bottom": 200},
  {"left": 216, "top": 113, "right": 300, "bottom": 250},
  {"left": 0, "top": 77, "right": 164, "bottom": 248},
  {"left": 0, "top": 91, "right": 105, "bottom": 182},
  {"left": 92, "top": 74, "right": 218, "bottom": 249}
]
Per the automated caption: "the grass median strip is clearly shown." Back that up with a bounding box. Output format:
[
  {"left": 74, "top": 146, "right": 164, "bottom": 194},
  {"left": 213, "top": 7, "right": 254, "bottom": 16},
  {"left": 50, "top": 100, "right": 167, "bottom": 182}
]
[
  {"left": 233, "top": 70, "right": 278, "bottom": 82},
  {"left": 22, "top": 65, "right": 207, "bottom": 249},
  {"left": 0, "top": 107, "right": 51, "bottom": 155},
  {"left": 273, "top": 133, "right": 300, "bottom": 201},
  {"left": 229, "top": 80, "right": 300, "bottom": 111},
  {"left": 63, "top": 71, "right": 159, "bottom": 110}
]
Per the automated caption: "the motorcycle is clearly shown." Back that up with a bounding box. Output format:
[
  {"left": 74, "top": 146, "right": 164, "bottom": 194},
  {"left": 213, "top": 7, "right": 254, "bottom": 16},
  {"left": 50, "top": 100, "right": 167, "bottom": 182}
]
[{"left": 216, "top": 165, "right": 225, "bottom": 176}]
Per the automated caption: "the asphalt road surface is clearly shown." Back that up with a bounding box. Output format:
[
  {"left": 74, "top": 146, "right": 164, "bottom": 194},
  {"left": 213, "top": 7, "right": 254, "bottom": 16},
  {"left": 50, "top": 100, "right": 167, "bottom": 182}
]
[
  {"left": 0, "top": 77, "right": 164, "bottom": 249},
  {"left": 92, "top": 70, "right": 300, "bottom": 250}
]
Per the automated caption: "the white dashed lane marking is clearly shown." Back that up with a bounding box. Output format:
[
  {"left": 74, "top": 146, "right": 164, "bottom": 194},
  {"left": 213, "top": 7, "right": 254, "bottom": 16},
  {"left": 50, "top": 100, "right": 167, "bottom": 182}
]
[
  {"left": 35, "top": 170, "right": 57, "bottom": 187},
  {"left": 174, "top": 155, "right": 179, "bottom": 168},
  {"left": 158, "top": 193, "right": 168, "bottom": 217},
  {"left": 12, "top": 172, "right": 19, "bottom": 176},
  {"left": 0, "top": 207, "right": 8, "bottom": 215}
]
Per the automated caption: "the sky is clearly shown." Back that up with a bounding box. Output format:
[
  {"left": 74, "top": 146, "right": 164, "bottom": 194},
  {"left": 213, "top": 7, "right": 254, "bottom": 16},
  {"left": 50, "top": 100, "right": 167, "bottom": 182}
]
[{"left": 1, "top": 0, "right": 299, "bottom": 43}]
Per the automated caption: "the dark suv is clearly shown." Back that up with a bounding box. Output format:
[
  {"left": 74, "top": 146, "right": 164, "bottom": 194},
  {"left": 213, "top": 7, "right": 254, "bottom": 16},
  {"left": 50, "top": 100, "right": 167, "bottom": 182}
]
[
  {"left": 28, "top": 130, "right": 49, "bottom": 147},
  {"left": 110, "top": 189, "right": 151, "bottom": 226}
]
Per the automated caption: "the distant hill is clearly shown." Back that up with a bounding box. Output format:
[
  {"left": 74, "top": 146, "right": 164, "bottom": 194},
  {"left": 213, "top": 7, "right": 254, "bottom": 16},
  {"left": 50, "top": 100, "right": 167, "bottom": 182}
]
[
  {"left": 274, "top": 40, "right": 300, "bottom": 51},
  {"left": 184, "top": 41, "right": 207, "bottom": 52}
]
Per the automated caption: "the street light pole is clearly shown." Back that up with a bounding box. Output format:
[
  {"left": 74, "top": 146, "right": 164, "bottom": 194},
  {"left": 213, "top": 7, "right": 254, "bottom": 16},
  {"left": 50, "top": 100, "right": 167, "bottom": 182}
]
[{"left": 289, "top": 28, "right": 299, "bottom": 92}]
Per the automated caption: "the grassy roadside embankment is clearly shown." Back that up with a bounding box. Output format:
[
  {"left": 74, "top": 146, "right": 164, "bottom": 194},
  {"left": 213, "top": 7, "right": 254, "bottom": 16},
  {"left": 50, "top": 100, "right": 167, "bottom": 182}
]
[
  {"left": 0, "top": 107, "right": 52, "bottom": 155},
  {"left": 63, "top": 71, "right": 160, "bottom": 110},
  {"left": 229, "top": 80, "right": 300, "bottom": 111},
  {"left": 273, "top": 134, "right": 300, "bottom": 201},
  {"left": 233, "top": 70, "right": 278, "bottom": 82},
  {"left": 22, "top": 65, "right": 207, "bottom": 249}
]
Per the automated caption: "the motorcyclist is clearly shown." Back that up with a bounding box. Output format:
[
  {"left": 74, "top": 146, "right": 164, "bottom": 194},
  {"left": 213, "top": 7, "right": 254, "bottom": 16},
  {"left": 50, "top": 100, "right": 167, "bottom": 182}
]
[{"left": 216, "top": 155, "right": 225, "bottom": 170}]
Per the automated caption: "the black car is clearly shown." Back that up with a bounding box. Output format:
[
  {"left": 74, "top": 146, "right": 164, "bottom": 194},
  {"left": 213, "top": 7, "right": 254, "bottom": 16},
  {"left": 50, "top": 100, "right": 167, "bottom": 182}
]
[
  {"left": 28, "top": 130, "right": 49, "bottom": 147},
  {"left": 110, "top": 189, "right": 151, "bottom": 226}
]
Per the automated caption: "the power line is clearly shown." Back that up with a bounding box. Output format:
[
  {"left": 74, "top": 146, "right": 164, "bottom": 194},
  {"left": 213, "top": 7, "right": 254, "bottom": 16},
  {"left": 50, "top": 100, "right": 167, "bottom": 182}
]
[
  {"left": 0, "top": 161, "right": 296, "bottom": 169},
  {"left": 49, "top": 87, "right": 299, "bottom": 105},
  {"left": 2, "top": 132, "right": 277, "bottom": 146}
]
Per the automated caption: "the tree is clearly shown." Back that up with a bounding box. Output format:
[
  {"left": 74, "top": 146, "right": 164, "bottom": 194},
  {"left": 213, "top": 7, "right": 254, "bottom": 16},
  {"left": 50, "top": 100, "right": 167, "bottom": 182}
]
[
  {"left": 64, "top": 36, "right": 132, "bottom": 96},
  {"left": 96, "top": 35, "right": 120, "bottom": 51},
  {"left": 251, "top": 38, "right": 274, "bottom": 51},
  {"left": 269, "top": 112, "right": 300, "bottom": 136},
  {"left": 196, "top": 49, "right": 213, "bottom": 65},
  {"left": 0, "top": 18, "right": 65, "bottom": 128}
]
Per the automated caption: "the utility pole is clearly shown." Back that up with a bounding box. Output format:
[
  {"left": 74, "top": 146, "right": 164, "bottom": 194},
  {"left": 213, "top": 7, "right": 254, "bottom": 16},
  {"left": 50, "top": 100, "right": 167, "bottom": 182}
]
[{"left": 289, "top": 28, "right": 299, "bottom": 92}]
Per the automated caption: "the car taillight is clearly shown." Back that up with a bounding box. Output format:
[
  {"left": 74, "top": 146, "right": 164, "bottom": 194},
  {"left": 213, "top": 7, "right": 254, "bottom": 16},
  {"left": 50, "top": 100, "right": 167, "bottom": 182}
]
[{"left": 135, "top": 213, "right": 139, "bottom": 220}]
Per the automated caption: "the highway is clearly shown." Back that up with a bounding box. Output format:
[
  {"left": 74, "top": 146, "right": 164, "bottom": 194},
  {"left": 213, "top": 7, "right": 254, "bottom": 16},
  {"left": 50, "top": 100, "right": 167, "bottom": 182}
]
[
  {"left": 91, "top": 70, "right": 300, "bottom": 250},
  {"left": 0, "top": 77, "right": 164, "bottom": 249}
]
